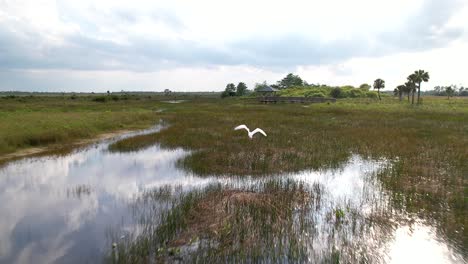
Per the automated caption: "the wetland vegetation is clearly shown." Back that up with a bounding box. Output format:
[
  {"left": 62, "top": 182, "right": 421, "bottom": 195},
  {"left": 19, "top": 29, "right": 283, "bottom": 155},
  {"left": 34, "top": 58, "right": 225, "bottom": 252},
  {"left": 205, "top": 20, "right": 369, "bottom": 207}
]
[{"left": 0, "top": 93, "right": 467, "bottom": 263}]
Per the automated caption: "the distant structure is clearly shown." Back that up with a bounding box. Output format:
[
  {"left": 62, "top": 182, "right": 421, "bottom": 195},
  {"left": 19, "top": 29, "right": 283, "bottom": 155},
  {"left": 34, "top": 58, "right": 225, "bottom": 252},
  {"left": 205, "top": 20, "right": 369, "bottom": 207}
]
[{"left": 256, "top": 86, "right": 278, "bottom": 96}]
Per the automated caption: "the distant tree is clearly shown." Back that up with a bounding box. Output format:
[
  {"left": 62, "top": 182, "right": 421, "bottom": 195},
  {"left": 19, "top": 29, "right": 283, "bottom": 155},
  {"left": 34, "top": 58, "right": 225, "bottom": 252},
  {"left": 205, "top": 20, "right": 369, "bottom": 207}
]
[
  {"left": 373, "top": 79, "right": 385, "bottom": 100},
  {"left": 236, "top": 82, "right": 248, "bottom": 96},
  {"left": 164, "top": 89, "right": 172, "bottom": 96},
  {"left": 434, "top": 86, "right": 444, "bottom": 96},
  {"left": 407, "top": 74, "right": 419, "bottom": 104},
  {"left": 226, "top": 83, "right": 236, "bottom": 95},
  {"left": 359, "top": 83, "right": 371, "bottom": 91},
  {"left": 254, "top": 81, "right": 269, "bottom": 92},
  {"left": 446, "top": 85, "right": 455, "bottom": 99},
  {"left": 221, "top": 83, "right": 236, "bottom": 98},
  {"left": 394, "top": 85, "right": 406, "bottom": 101},
  {"left": 411, "top": 70, "right": 430, "bottom": 104},
  {"left": 460, "top": 86, "right": 468, "bottom": 96},
  {"left": 277, "top": 73, "right": 304, "bottom": 89},
  {"left": 404, "top": 81, "right": 416, "bottom": 103},
  {"left": 107, "top": 91, "right": 110, "bottom": 96}
]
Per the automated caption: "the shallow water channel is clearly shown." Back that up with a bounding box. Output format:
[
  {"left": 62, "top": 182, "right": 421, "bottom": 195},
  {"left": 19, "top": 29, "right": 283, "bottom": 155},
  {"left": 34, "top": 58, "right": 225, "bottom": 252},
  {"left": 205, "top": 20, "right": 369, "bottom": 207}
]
[{"left": 0, "top": 127, "right": 465, "bottom": 263}]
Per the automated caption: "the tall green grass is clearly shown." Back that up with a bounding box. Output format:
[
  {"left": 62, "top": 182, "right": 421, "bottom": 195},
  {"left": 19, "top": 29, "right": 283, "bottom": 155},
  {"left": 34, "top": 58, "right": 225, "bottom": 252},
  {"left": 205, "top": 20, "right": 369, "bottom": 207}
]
[{"left": 0, "top": 96, "right": 169, "bottom": 155}]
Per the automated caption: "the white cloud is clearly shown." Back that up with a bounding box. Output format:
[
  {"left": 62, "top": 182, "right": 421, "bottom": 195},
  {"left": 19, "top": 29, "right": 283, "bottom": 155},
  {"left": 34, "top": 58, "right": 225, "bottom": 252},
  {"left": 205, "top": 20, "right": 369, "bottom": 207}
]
[
  {"left": 298, "top": 40, "right": 468, "bottom": 89},
  {"left": 0, "top": 0, "right": 467, "bottom": 91}
]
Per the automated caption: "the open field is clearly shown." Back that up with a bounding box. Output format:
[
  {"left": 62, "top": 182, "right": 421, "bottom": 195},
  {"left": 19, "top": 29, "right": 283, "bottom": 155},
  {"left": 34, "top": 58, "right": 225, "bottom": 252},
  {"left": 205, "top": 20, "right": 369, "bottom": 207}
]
[
  {"left": 1, "top": 95, "right": 467, "bottom": 262},
  {"left": 0, "top": 94, "right": 181, "bottom": 156}
]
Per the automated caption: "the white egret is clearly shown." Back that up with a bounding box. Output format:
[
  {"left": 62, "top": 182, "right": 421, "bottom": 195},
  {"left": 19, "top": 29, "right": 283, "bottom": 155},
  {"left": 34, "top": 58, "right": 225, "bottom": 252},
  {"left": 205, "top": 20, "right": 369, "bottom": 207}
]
[{"left": 234, "top": 125, "right": 267, "bottom": 139}]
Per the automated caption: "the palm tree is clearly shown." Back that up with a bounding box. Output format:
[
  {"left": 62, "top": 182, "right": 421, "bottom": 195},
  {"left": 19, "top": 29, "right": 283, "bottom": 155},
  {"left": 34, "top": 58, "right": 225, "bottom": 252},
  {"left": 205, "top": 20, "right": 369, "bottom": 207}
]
[
  {"left": 407, "top": 74, "right": 418, "bottom": 104},
  {"left": 411, "top": 70, "right": 430, "bottom": 104},
  {"left": 395, "top": 85, "right": 406, "bottom": 101},
  {"left": 402, "top": 83, "right": 412, "bottom": 102},
  {"left": 373, "top": 78, "right": 385, "bottom": 100}
]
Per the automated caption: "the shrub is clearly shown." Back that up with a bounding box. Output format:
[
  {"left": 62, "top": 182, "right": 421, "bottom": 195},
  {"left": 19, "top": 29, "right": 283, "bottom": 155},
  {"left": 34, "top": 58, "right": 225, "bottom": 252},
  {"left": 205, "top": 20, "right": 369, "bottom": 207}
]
[
  {"left": 93, "top": 96, "right": 108, "bottom": 102},
  {"left": 365, "top": 91, "right": 378, "bottom": 99},
  {"left": 349, "top": 89, "right": 364, "bottom": 98},
  {"left": 304, "top": 91, "right": 326, "bottom": 98},
  {"left": 330, "top": 88, "right": 342, "bottom": 98}
]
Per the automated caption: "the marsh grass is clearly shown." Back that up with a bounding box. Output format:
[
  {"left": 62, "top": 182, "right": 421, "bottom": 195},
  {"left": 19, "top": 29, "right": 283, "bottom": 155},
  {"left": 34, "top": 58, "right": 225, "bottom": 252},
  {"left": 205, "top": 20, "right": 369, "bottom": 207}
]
[
  {"left": 0, "top": 95, "right": 169, "bottom": 155},
  {"left": 108, "top": 180, "right": 326, "bottom": 263},
  {"left": 108, "top": 170, "right": 404, "bottom": 263},
  {"left": 107, "top": 96, "right": 467, "bottom": 256},
  {"left": 3, "top": 95, "right": 467, "bottom": 260}
]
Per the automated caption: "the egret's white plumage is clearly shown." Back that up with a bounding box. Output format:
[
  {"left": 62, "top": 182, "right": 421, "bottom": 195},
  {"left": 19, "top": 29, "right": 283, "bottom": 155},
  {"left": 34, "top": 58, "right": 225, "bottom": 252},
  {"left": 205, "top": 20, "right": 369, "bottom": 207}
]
[{"left": 234, "top": 125, "right": 267, "bottom": 139}]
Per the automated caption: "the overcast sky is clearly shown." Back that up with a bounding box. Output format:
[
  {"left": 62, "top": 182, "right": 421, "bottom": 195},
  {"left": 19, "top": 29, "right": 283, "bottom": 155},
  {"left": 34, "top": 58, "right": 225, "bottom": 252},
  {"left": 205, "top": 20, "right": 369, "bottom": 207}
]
[{"left": 1, "top": 0, "right": 467, "bottom": 92}]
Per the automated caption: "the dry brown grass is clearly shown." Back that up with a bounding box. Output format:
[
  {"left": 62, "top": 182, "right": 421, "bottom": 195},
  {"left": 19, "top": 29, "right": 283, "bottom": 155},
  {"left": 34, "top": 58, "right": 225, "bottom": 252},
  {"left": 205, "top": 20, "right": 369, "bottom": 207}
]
[{"left": 166, "top": 188, "right": 311, "bottom": 249}]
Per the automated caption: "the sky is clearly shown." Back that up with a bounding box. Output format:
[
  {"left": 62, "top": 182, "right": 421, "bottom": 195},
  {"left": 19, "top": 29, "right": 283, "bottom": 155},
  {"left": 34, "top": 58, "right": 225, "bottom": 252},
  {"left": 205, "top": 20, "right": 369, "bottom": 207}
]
[{"left": 0, "top": 0, "right": 467, "bottom": 92}]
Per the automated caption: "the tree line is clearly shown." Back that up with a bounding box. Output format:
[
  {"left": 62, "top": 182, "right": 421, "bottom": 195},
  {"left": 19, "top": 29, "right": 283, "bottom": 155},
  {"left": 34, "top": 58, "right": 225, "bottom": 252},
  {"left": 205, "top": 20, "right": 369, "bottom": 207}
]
[
  {"left": 375, "top": 69, "right": 430, "bottom": 104},
  {"left": 256, "top": 73, "right": 308, "bottom": 90},
  {"left": 222, "top": 70, "right": 467, "bottom": 103},
  {"left": 222, "top": 73, "right": 310, "bottom": 98},
  {"left": 424, "top": 85, "right": 468, "bottom": 99},
  {"left": 221, "top": 82, "right": 249, "bottom": 98}
]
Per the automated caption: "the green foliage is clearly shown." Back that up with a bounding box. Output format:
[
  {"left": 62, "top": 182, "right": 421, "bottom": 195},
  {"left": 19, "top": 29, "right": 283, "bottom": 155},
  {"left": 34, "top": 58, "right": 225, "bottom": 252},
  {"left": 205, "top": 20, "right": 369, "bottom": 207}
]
[
  {"left": 254, "top": 81, "right": 269, "bottom": 92},
  {"left": 359, "top": 83, "right": 371, "bottom": 91},
  {"left": 373, "top": 79, "right": 385, "bottom": 100},
  {"left": 277, "top": 73, "right": 304, "bottom": 89},
  {"left": 330, "top": 87, "right": 342, "bottom": 98},
  {"left": 236, "top": 82, "right": 248, "bottom": 96},
  {"left": 222, "top": 82, "right": 249, "bottom": 97},
  {"left": 429, "top": 85, "right": 468, "bottom": 97},
  {"left": 221, "top": 83, "right": 237, "bottom": 98},
  {"left": 411, "top": 70, "right": 430, "bottom": 104},
  {"left": 334, "top": 208, "right": 345, "bottom": 221},
  {"left": 446, "top": 86, "right": 455, "bottom": 99},
  {"left": 277, "top": 85, "right": 378, "bottom": 99},
  {"left": 304, "top": 90, "right": 326, "bottom": 98},
  {"left": 365, "top": 91, "right": 378, "bottom": 98},
  {"left": 349, "top": 89, "right": 364, "bottom": 98}
]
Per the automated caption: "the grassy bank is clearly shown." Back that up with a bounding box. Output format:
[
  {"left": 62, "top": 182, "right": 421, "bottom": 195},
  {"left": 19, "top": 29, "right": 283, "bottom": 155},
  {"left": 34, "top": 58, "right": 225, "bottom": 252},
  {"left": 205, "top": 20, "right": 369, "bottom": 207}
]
[{"left": 0, "top": 95, "right": 174, "bottom": 155}]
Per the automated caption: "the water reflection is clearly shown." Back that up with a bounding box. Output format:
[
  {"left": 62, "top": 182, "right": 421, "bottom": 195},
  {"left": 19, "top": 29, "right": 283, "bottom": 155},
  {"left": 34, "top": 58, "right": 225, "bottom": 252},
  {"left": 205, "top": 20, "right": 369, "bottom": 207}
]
[
  {"left": 0, "top": 129, "right": 465, "bottom": 263},
  {"left": 385, "top": 222, "right": 464, "bottom": 264},
  {"left": 0, "top": 127, "right": 207, "bottom": 264}
]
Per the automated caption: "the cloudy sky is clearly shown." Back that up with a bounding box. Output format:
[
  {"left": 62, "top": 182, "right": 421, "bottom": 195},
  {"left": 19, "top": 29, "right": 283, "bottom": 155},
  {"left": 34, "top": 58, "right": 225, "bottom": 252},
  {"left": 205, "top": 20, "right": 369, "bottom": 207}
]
[{"left": 0, "top": 0, "right": 467, "bottom": 92}]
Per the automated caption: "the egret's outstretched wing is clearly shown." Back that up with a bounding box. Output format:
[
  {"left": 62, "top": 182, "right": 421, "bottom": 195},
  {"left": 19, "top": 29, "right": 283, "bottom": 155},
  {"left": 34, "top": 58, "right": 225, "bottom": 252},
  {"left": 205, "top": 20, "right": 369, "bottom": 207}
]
[
  {"left": 234, "top": 124, "right": 249, "bottom": 131},
  {"left": 252, "top": 128, "right": 267, "bottom": 137}
]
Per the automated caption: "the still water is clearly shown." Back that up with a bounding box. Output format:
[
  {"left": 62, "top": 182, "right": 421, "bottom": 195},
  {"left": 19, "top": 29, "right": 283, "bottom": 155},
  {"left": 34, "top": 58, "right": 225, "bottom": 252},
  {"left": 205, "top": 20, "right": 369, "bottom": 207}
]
[{"left": 0, "top": 127, "right": 465, "bottom": 263}]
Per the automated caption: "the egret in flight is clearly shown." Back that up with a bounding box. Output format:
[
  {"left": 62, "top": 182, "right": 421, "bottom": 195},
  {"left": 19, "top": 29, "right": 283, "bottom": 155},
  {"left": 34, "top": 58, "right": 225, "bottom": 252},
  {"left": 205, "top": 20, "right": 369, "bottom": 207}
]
[{"left": 234, "top": 125, "right": 267, "bottom": 139}]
